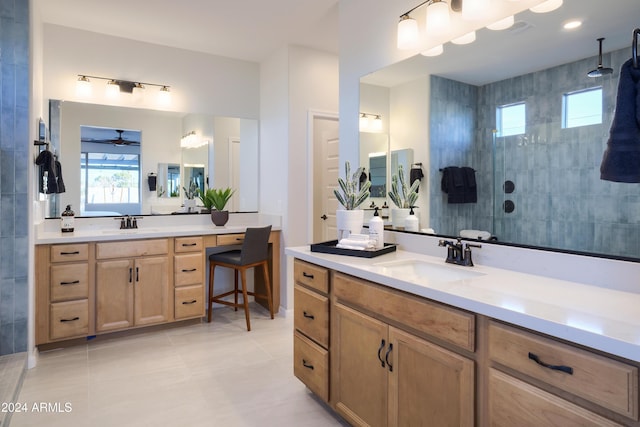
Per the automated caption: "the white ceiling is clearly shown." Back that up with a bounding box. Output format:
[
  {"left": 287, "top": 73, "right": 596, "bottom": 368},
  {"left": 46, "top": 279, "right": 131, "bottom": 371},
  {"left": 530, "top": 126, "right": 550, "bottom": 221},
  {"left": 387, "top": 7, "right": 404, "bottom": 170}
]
[{"left": 35, "top": 0, "right": 340, "bottom": 62}]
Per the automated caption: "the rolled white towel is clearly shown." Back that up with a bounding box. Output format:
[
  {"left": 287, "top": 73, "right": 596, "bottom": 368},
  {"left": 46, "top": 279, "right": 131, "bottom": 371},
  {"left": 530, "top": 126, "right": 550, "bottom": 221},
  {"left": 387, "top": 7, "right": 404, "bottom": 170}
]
[
  {"left": 460, "top": 229, "right": 491, "bottom": 240},
  {"left": 337, "top": 237, "right": 375, "bottom": 249},
  {"left": 336, "top": 244, "right": 366, "bottom": 250},
  {"left": 346, "top": 233, "right": 370, "bottom": 242}
]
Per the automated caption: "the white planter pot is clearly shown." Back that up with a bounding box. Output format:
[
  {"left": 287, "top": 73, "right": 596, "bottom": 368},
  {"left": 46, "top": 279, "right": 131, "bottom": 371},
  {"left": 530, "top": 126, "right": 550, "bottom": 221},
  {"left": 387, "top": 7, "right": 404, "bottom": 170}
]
[
  {"left": 184, "top": 199, "right": 196, "bottom": 212},
  {"left": 391, "top": 208, "right": 410, "bottom": 229},
  {"left": 336, "top": 209, "right": 365, "bottom": 241}
]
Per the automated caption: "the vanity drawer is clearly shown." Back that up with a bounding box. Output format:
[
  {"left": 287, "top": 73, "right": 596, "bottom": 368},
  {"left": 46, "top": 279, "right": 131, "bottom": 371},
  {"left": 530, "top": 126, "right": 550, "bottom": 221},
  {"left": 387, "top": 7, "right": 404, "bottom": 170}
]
[
  {"left": 334, "top": 271, "right": 475, "bottom": 352},
  {"left": 50, "top": 264, "right": 89, "bottom": 302},
  {"left": 174, "top": 253, "right": 204, "bottom": 287},
  {"left": 50, "top": 243, "right": 89, "bottom": 263},
  {"left": 294, "top": 285, "right": 329, "bottom": 348},
  {"left": 49, "top": 300, "right": 89, "bottom": 340},
  {"left": 216, "top": 233, "right": 245, "bottom": 246},
  {"left": 174, "top": 285, "right": 204, "bottom": 319},
  {"left": 174, "top": 236, "right": 203, "bottom": 253},
  {"left": 489, "top": 321, "right": 638, "bottom": 420},
  {"left": 96, "top": 239, "right": 168, "bottom": 259},
  {"left": 294, "top": 331, "right": 329, "bottom": 402},
  {"left": 294, "top": 259, "right": 329, "bottom": 294}
]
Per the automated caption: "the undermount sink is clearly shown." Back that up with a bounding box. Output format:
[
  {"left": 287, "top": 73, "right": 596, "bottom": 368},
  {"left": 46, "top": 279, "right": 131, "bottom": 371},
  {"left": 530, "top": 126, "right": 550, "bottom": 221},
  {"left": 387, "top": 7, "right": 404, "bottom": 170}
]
[
  {"left": 100, "top": 228, "right": 161, "bottom": 235},
  {"left": 373, "top": 259, "right": 485, "bottom": 283}
]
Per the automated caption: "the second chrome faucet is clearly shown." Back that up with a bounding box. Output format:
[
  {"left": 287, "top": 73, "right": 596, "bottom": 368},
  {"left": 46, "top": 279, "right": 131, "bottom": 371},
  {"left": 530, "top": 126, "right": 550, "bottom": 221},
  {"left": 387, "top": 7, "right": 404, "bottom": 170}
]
[{"left": 438, "top": 238, "right": 481, "bottom": 267}]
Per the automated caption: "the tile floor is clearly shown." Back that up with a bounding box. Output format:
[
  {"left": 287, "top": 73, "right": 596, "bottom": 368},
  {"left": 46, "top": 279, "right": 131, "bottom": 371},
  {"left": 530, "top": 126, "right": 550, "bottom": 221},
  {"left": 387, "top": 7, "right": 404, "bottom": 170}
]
[{"left": 10, "top": 306, "right": 347, "bottom": 427}]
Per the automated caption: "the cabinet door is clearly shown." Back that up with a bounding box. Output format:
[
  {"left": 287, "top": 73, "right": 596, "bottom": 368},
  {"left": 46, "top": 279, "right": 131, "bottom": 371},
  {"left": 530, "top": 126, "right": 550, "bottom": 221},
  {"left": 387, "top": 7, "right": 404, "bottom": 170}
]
[
  {"left": 489, "top": 368, "right": 621, "bottom": 427},
  {"left": 96, "top": 259, "right": 134, "bottom": 332},
  {"left": 388, "top": 327, "right": 474, "bottom": 427},
  {"left": 134, "top": 256, "right": 169, "bottom": 326},
  {"left": 332, "top": 303, "right": 388, "bottom": 427}
]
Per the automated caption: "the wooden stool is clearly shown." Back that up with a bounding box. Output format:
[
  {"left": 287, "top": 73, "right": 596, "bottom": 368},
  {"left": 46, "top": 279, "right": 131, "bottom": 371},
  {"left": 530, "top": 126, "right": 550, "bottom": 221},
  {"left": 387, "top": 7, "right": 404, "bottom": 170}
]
[{"left": 207, "top": 225, "right": 274, "bottom": 331}]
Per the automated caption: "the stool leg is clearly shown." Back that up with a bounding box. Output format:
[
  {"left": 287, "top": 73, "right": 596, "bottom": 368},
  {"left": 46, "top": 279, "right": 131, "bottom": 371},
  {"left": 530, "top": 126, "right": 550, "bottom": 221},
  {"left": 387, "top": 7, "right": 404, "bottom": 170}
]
[
  {"left": 234, "top": 269, "right": 239, "bottom": 311},
  {"left": 262, "top": 262, "right": 274, "bottom": 319},
  {"left": 207, "top": 262, "right": 215, "bottom": 323},
  {"left": 240, "top": 267, "right": 251, "bottom": 331}
]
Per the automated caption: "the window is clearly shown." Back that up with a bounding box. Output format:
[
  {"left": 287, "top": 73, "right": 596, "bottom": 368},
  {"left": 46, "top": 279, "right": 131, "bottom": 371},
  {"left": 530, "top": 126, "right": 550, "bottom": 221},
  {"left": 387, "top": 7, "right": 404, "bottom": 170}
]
[
  {"left": 563, "top": 87, "right": 602, "bottom": 128},
  {"left": 497, "top": 102, "right": 526, "bottom": 137},
  {"left": 81, "top": 152, "right": 140, "bottom": 208}
]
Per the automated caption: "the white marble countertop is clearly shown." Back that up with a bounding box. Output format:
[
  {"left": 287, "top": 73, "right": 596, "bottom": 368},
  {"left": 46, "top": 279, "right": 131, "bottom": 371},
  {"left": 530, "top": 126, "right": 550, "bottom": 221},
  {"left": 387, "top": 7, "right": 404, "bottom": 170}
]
[
  {"left": 35, "top": 213, "right": 281, "bottom": 244},
  {"left": 286, "top": 246, "right": 640, "bottom": 362}
]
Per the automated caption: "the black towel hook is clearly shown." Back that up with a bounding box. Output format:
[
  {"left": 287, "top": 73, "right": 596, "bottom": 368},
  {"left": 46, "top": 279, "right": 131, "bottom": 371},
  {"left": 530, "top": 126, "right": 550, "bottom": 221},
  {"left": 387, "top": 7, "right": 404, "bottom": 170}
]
[{"left": 633, "top": 28, "right": 639, "bottom": 69}]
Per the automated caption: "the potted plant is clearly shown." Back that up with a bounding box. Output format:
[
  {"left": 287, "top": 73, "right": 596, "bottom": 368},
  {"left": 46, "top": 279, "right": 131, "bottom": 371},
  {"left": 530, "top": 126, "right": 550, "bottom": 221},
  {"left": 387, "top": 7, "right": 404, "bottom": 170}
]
[
  {"left": 198, "top": 187, "right": 235, "bottom": 226},
  {"left": 333, "top": 161, "right": 371, "bottom": 240},
  {"left": 183, "top": 181, "right": 199, "bottom": 211},
  {"left": 388, "top": 164, "right": 419, "bottom": 228}
]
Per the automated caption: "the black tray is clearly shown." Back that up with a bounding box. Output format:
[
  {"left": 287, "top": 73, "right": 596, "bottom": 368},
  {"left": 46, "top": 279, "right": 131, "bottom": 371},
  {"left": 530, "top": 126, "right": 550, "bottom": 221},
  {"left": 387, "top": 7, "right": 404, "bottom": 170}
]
[{"left": 310, "top": 240, "right": 397, "bottom": 258}]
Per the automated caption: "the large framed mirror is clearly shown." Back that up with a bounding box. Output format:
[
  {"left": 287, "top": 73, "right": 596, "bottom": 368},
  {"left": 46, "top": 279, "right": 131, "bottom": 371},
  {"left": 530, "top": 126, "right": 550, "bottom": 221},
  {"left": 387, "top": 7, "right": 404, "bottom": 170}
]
[
  {"left": 45, "top": 100, "right": 259, "bottom": 217},
  {"left": 360, "top": 0, "right": 640, "bottom": 260}
]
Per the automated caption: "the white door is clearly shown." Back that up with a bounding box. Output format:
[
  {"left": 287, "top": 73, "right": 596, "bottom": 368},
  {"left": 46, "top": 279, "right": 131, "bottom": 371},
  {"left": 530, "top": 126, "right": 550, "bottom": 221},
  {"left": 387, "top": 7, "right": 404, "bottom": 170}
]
[{"left": 313, "top": 117, "right": 339, "bottom": 242}]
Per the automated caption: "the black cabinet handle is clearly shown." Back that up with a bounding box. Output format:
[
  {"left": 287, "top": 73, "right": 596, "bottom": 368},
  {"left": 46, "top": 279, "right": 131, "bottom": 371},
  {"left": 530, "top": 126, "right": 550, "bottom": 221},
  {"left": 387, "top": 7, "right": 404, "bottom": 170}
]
[
  {"left": 528, "top": 352, "right": 573, "bottom": 375},
  {"left": 302, "top": 359, "right": 314, "bottom": 370},
  {"left": 378, "top": 339, "right": 386, "bottom": 368},
  {"left": 181, "top": 243, "right": 197, "bottom": 247},
  {"left": 303, "top": 311, "right": 315, "bottom": 320},
  {"left": 136, "top": 267, "right": 139, "bottom": 282},
  {"left": 236, "top": 238, "right": 244, "bottom": 242},
  {"left": 182, "top": 268, "right": 197, "bottom": 273},
  {"left": 60, "top": 317, "right": 80, "bottom": 323},
  {"left": 129, "top": 267, "right": 133, "bottom": 283},
  {"left": 385, "top": 343, "right": 393, "bottom": 372},
  {"left": 60, "top": 251, "right": 80, "bottom": 255},
  {"left": 182, "top": 300, "right": 197, "bottom": 305},
  {"left": 60, "top": 280, "right": 80, "bottom": 285},
  {"left": 302, "top": 272, "right": 314, "bottom": 279}
]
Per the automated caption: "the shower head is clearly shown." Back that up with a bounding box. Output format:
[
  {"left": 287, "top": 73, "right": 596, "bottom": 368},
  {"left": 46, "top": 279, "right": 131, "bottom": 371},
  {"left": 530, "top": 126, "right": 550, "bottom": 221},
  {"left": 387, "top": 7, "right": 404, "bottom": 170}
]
[{"left": 588, "top": 37, "right": 613, "bottom": 77}]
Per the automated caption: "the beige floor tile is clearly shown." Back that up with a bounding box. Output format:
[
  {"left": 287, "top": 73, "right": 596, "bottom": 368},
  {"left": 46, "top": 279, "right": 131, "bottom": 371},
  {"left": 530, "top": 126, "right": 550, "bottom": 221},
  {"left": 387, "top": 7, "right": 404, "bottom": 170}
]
[{"left": 13, "top": 308, "right": 341, "bottom": 427}]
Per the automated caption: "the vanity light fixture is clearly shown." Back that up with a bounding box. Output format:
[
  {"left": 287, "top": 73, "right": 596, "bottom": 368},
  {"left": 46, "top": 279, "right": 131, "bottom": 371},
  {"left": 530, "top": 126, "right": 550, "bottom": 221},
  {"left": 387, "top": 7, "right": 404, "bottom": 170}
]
[
  {"left": 75, "top": 75, "right": 171, "bottom": 105},
  {"left": 180, "top": 131, "right": 206, "bottom": 149},
  {"left": 426, "top": 0, "right": 451, "bottom": 34},
  {"left": 397, "top": 14, "right": 419, "bottom": 49},
  {"left": 530, "top": 0, "right": 562, "bottom": 13},
  {"left": 461, "top": 0, "right": 490, "bottom": 21},
  {"left": 397, "top": 0, "right": 452, "bottom": 50},
  {"left": 359, "top": 113, "right": 383, "bottom": 132}
]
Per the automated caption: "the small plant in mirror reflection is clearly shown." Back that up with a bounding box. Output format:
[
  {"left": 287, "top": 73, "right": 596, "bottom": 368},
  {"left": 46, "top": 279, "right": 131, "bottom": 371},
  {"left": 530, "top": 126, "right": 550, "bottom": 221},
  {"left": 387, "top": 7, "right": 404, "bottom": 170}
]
[
  {"left": 157, "top": 185, "right": 166, "bottom": 197},
  {"left": 183, "top": 181, "right": 199, "bottom": 200},
  {"left": 334, "top": 161, "right": 371, "bottom": 210},
  {"left": 198, "top": 187, "right": 235, "bottom": 211},
  {"left": 389, "top": 164, "right": 419, "bottom": 208}
]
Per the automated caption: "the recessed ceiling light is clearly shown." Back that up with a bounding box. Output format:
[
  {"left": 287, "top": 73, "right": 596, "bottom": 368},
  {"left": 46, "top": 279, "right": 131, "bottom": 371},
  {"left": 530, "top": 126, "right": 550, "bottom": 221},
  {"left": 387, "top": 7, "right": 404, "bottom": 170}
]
[{"left": 563, "top": 20, "right": 582, "bottom": 30}]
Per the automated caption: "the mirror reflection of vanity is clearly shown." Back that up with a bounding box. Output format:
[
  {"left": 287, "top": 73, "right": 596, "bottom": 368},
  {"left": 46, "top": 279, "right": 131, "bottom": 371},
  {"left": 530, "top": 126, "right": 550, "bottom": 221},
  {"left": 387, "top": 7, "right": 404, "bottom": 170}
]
[
  {"left": 46, "top": 100, "right": 258, "bottom": 218},
  {"left": 359, "top": 0, "right": 640, "bottom": 260}
]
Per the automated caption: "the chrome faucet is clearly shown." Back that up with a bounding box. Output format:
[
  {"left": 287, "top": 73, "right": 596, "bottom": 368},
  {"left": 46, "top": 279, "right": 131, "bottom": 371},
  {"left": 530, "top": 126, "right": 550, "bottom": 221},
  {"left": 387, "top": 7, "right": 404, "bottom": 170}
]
[{"left": 438, "top": 238, "right": 481, "bottom": 266}]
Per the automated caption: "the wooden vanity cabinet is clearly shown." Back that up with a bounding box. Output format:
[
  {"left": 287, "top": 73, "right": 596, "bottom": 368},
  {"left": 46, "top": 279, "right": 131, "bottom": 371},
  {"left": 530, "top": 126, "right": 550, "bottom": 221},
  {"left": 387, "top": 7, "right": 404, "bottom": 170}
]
[
  {"left": 331, "top": 271, "right": 475, "bottom": 427},
  {"left": 293, "top": 259, "right": 330, "bottom": 402},
  {"left": 95, "top": 239, "right": 169, "bottom": 332},
  {"left": 173, "top": 236, "right": 205, "bottom": 320}
]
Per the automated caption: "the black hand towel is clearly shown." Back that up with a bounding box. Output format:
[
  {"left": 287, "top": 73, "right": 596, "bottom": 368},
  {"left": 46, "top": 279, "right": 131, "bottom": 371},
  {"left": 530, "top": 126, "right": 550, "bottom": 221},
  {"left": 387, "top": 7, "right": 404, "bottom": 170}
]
[
  {"left": 600, "top": 58, "right": 640, "bottom": 182},
  {"left": 462, "top": 167, "right": 477, "bottom": 203},
  {"left": 35, "top": 150, "right": 58, "bottom": 193},
  {"left": 55, "top": 160, "right": 66, "bottom": 193},
  {"left": 441, "top": 166, "right": 465, "bottom": 203}
]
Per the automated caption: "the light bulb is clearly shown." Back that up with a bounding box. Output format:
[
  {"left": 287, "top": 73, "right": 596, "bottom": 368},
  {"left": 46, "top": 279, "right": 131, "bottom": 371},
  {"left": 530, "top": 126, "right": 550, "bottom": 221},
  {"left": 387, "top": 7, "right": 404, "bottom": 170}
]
[
  {"left": 105, "top": 80, "right": 119, "bottom": 98},
  {"left": 359, "top": 114, "right": 370, "bottom": 131},
  {"left": 487, "top": 15, "right": 514, "bottom": 30},
  {"left": 397, "top": 15, "right": 419, "bottom": 50},
  {"left": 372, "top": 115, "right": 383, "bottom": 131},
  {"left": 451, "top": 31, "right": 476, "bottom": 45},
  {"left": 76, "top": 76, "right": 92, "bottom": 98},
  {"left": 421, "top": 45, "right": 444, "bottom": 57},
  {"left": 158, "top": 86, "right": 171, "bottom": 106},
  {"left": 530, "top": 0, "right": 563, "bottom": 13},
  {"left": 426, "top": 1, "right": 450, "bottom": 34}
]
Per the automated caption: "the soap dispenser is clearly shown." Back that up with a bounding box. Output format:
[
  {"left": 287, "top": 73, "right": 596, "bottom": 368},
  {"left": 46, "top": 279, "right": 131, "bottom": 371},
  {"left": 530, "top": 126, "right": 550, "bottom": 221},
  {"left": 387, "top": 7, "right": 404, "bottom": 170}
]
[
  {"left": 404, "top": 206, "right": 419, "bottom": 232},
  {"left": 369, "top": 207, "right": 384, "bottom": 249},
  {"left": 61, "top": 205, "right": 75, "bottom": 233}
]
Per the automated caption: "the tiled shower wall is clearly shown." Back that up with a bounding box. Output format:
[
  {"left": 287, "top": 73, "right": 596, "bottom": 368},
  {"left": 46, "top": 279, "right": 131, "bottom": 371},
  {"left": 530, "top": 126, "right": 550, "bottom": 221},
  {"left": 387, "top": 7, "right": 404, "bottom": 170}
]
[
  {"left": 429, "top": 48, "right": 639, "bottom": 258},
  {"left": 0, "top": 0, "right": 29, "bottom": 355}
]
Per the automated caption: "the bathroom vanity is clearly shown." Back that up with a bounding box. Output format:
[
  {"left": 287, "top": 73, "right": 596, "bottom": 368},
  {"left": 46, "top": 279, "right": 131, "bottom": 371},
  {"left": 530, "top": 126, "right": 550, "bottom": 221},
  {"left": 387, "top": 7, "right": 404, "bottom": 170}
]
[
  {"left": 35, "top": 215, "right": 280, "bottom": 346},
  {"left": 287, "top": 246, "right": 640, "bottom": 426}
]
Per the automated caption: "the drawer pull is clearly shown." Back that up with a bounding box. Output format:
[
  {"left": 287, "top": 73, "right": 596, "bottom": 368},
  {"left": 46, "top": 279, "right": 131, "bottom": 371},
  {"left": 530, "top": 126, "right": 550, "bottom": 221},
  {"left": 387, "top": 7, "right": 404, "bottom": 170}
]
[
  {"left": 303, "top": 311, "right": 315, "bottom": 320},
  {"left": 302, "top": 359, "right": 314, "bottom": 370},
  {"left": 181, "top": 268, "right": 197, "bottom": 273},
  {"left": 235, "top": 238, "right": 244, "bottom": 242},
  {"left": 136, "top": 267, "right": 139, "bottom": 282},
  {"left": 378, "top": 339, "right": 386, "bottom": 368},
  {"left": 60, "top": 251, "right": 80, "bottom": 255},
  {"left": 181, "top": 243, "right": 197, "bottom": 247},
  {"left": 129, "top": 268, "right": 133, "bottom": 283},
  {"left": 182, "top": 300, "right": 198, "bottom": 305},
  {"left": 528, "top": 352, "right": 574, "bottom": 375},
  {"left": 385, "top": 343, "right": 394, "bottom": 372},
  {"left": 60, "top": 280, "right": 80, "bottom": 285},
  {"left": 302, "top": 272, "right": 314, "bottom": 279},
  {"left": 60, "top": 317, "right": 80, "bottom": 323}
]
